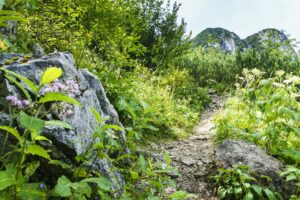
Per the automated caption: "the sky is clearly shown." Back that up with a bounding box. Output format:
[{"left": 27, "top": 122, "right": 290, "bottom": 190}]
[{"left": 168, "top": 0, "right": 300, "bottom": 41}]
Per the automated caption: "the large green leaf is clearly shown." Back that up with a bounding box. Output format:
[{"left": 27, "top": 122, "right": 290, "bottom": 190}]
[
  {"left": 19, "top": 111, "right": 45, "bottom": 133},
  {"left": 1, "top": 68, "right": 38, "bottom": 93},
  {"left": 0, "top": 125, "right": 22, "bottom": 142},
  {"left": 39, "top": 92, "right": 81, "bottom": 107},
  {"left": 244, "top": 192, "right": 254, "bottom": 200},
  {"left": 4, "top": 74, "right": 32, "bottom": 102},
  {"left": 91, "top": 107, "right": 102, "bottom": 124},
  {"left": 82, "top": 177, "right": 111, "bottom": 191},
  {"left": 251, "top": 185, "right": 263, "bottom": 197},
  {"left": 52, "top": 176, "right": 72, "bottom": 197},
  {"left": 70, "top": 182, "right": 92, "bottom": 198},
  {"left": 26, "top": 144, "right": 50, "bottom": 160},
  {"left": 25, "top": 161, "right": 40, "bottom": 179},
  {"left": 264, "top": 188, "right": 277, "bottom": 200},
  {"left": 0, "top": 170, "right": 16, "bottom": 191},
  {"left": 101, "top": 124, "right": 124, "bottom": 131},
  {"left": 164, "top": 151, "right": 171, "bottom": 165},
  {"left": 16, "top": 183, "right": 47, "bottom": 200},
  {"left": 40, "top": 67, "right": 63, "bottom": 85},
  {"left": 45, "top": 120, "right": 73, "bottom": 129}
]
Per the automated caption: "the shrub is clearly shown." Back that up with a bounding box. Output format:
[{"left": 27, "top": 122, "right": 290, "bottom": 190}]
[{"left": 215, "top": 68, "right": 300, "bottom": 164}]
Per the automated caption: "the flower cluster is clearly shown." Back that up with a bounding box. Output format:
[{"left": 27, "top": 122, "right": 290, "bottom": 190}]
[
  {"left": 40, "top": 79, "right": 80, "bottom": 97},
  {"left": 64, "top": 80, "right": 80, "bottom": 98},
  {"left": 40, "top": 79, "right": 80, "bottom": 118},
  {"left": 6, "top": 95, "right": 30, "bottom": 109},
  {"left": 58, "top": 102, "right": 74, "bottom": 118}
]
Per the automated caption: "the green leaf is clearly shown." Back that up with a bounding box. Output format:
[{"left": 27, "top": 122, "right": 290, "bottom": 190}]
[
  {"left": 138, "top": 155, "right": 148, "bottom": 173},
  {"left": 286, "top": 174, "right": 297, "bottom": 181},
  {"left": 82, "top": 177, "right": 111, "bottom": 191},
  {"left": 25, "top": 161, "right": 40, "bottom": 179},
  {"left": 49, "top": 160, "right": 72, "bottom": 170},
  {"left": 251, "top": 185, "right": 263, "bottom": 197},
  {"left": 169, "top": 190, "right": 197, "bottom": 200},
  {"left": 39, "top": 92, "right": 81, "bottom": 107},
  {"left": 1, "top": 68, "right": 38, "bottom": 93},
  {"left": 164, "top": 151, "right": 171, "bottom": 165},
  {"left": 45, "top": 120, "right": 73, "bottom": 129},
  {"left": 34, "top": 136, "right": 52, "bottom": 143},
  {"left": 16, "top": 183, "right": 47, "bottom": 200},
  {"left": 101, "top": 124, "right": 124, "bottom": 131},
  {"left": 130, "top": 171, "right": 139, "bottom": 180},
  {"left": 0, "top": 170, "right": 16, "bottom": 191},
  {"left": 40, "top": 67, "right": 63, "bottom": 85},
  {"left": 4, "top": 74, "right": 32, "bottom": 102},
  {"left": 70, "top": 182, "right": 92, "bottom": 198},
  {"left": 26, "top": 144, "right": 50, "bottom": 160},
  {"left": 244, "top": 192, "right": 254, "bottom": 200},
  {"left": 52, "top": 176, "right": 72, "bottom": 197},
  {"left": 0, "top": 125, "right": 22, "bottom": 142},
  {"left": 91, "top": 107, "right": 102, "bottom": 124},
  {"left": 264, "top": 188, "right": 277, "bottom": 200},
  {"left": 20, "top": 111, "right": 45, "bottom": 133}
]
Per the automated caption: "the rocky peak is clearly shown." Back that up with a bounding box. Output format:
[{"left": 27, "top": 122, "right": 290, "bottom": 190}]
[
  {"left": 191, "top": 27, "right": 246, "bottom": 53},
  {"left": 192, "top": 27, "right": 295, "bottom": 54}
]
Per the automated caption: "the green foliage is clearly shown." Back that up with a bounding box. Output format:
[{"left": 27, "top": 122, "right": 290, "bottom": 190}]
[
  {"left": 6, "top": 0, "right": 189, "bottom": 70},
  {"left": 39, "top": 92, "right": 81, "bottom": 107},
  {"left": 122, "top": 153, "right": 180, "bottom": 199},
  {"left": 96, "top": 65, "right": 201, "bottom": 139},
  {"left": 179, "top": 47, "right": 239, "bottom": 90},
  {"left": 213, "top": 165, "right": 282, "bottom": 200},
  {"left": 40, "top": 66, "right": 62, "bottom": 85},
  {"left": 215, "top": 69, "right": 300, "bottom": 164},
  {"left": 0, "top": 67, "right": 83, "bottom": 198},
  {"left": 169, "top": 190, "right": 197, "bottom": 200},
  {"left": 280, "top": 166, "right": 300, "bottom": 198}
]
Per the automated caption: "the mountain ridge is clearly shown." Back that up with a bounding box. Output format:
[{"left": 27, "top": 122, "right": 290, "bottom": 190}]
[{"left": 192, "top": 27, "right": 294, "bottom": 53}]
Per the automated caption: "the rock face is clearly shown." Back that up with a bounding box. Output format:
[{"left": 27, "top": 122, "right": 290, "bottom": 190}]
[
  {"left": 245, "top": 28, "right": 294, "bottom": 52},
  {"left": 215, "top": 140, "right": 290, "bottom": 195},
  {"left": 192, "top": 27, "right": 295, "bottom": 54},
  {"left": 0, "top": 52, "right": 129, "bottom": 190},
  {"left": 191, "top": 27, "right": 246, "bottom": 52}
]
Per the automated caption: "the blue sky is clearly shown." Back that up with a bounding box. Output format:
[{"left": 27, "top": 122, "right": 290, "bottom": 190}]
[{"left": 169, "top": 0, "right": 300, "bottom": 41}]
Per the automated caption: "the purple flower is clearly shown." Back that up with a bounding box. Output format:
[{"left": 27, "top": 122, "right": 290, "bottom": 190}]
[
  {"left": 22, "top": 100, "right": 30, "bottom": 106},
  {"left": 6, "top": 95, "right": 31, "bottom": 109},
  {"left": 6, "top": 95, "right": 18, "bottom": 103},
  {"left": 39, "top": 183, "right": 45, "bottom": 190}
]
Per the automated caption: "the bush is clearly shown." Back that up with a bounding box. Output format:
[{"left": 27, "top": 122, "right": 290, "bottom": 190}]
[
  {"left": 95, "top": 64, "right": 201, "bottom": 139},
  {"left": 215, "top": 68, "right": 300, "bottom": 165}
]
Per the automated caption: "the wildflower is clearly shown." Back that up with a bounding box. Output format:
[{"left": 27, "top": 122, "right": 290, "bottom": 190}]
[
  {"left": 6, "top": 95, "right": 31, "bottom": 109},
  {"left": 275, "top": 70, "right": 285, "bottom": 77},
  {"left": 22, "top": 100, "right": 30, "bottom": 106},
  {"left": 65, "top": 80, "right": 80, "bottom": 97},
  {"left": 58, "top": 102, "right": 74, "bottom": 118}
]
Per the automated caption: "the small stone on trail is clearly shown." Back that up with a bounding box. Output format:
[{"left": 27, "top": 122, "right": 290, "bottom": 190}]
[{"left": 181, "top": 157, "right": 197, "bottom": 166}]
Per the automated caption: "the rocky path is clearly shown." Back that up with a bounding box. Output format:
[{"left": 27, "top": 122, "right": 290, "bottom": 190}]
[{"left": 150, "top": 94, "right": 227, "bottom": 199}]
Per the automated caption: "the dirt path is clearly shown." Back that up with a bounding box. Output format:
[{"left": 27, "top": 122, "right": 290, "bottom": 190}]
[{"left": 150, "top": 94, "right": 227, "bottom": 199}]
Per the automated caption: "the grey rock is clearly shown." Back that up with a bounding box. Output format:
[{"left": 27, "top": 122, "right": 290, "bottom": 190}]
[
  {"left": 216, "top": 140, "right": 291, "bottom": 195},
  {"left": 32, "top": 44, "right": 45, "bottom": 58},
  {"left": 0, "top": 51, "right": 129, "bottom": 191},
  {"left": 0, "top": 20, "right": 17, "bottom": 38},
  {"left": 181, "top": 157, "right": 197, "bottom": 166}
]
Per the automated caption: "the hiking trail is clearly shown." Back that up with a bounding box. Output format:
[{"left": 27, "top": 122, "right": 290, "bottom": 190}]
[{"left": 149, "top": 94, "right": 227, "bottom": 199}]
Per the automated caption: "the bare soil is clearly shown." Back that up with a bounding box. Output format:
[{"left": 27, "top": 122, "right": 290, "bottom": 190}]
[{"left": 149, "top": 94, "right": 227, "bottom": 199}]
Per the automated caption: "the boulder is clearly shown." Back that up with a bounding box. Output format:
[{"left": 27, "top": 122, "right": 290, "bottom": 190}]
[
  {"left": 0, "top": 51, "right": 129, "bottom": 191},
  {"left": 215, "top": 140, "right": 291, "bottom": 195}
]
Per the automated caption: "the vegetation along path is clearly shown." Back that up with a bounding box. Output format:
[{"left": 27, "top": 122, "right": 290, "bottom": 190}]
[{"left": 150, "top": 94, "right": 227, "bottom": 199}]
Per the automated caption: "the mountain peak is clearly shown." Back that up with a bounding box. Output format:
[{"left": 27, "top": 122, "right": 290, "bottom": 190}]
[{"left": 192, "top": 28, "right": 293, "bottom": 53}]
